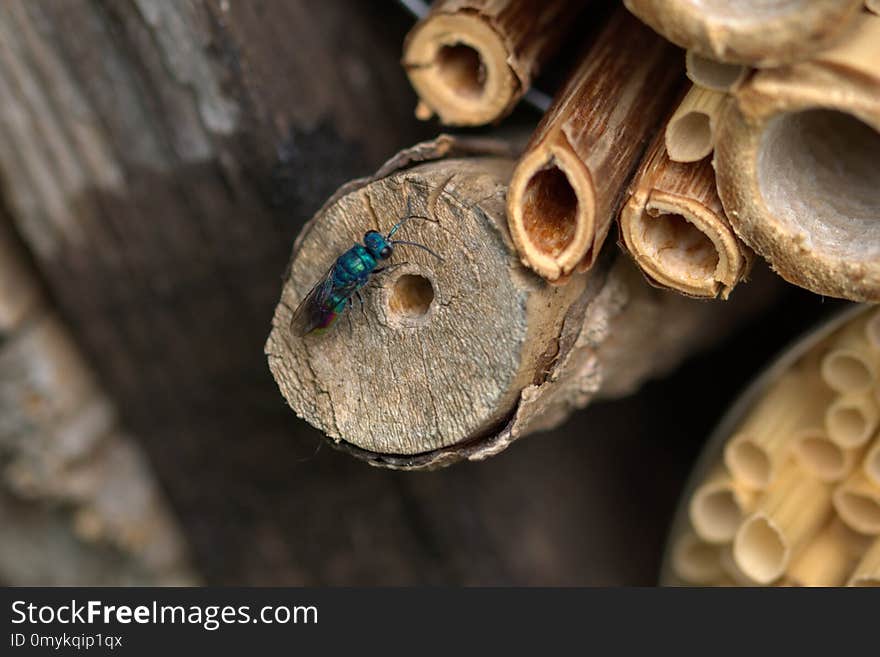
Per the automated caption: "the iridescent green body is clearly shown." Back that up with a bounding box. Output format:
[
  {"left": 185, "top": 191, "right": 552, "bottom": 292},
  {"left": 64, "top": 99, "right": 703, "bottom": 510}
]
[{"left": 289, "top": 217, "right": 442, "bottom": 337}]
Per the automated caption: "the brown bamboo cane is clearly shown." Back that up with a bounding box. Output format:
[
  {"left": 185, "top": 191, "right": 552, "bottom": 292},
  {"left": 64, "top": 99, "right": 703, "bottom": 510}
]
[
  {"left": 506, "top": 8, "right": 682, "bottom": 282},
  {"left": 402, "top": 0, "right": 588, "bottom": 126},
  {"left": 619, "top": 118, "right": 751, "bottom": 299}
]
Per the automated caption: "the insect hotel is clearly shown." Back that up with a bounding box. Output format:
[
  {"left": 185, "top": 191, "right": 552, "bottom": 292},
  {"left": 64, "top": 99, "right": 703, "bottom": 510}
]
[{"left": 0, "top": 0, "right": 878, "bottom": 587}]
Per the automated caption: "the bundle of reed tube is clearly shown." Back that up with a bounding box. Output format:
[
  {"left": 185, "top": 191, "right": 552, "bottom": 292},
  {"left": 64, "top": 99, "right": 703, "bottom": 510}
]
[
  {"left": 668, "top": 307, "right": 880, "bottom": 586},
  {"left": 402, "top": 0, "right": 880, "bottom": 301}
]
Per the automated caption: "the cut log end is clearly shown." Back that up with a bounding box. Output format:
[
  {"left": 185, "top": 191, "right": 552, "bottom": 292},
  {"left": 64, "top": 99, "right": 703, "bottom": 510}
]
[
  {"left": 403, "top": 13, "right": 518, "bottom": 126},
  {"left": 266, "top": 151, "right": 588, "bottom": 459}
]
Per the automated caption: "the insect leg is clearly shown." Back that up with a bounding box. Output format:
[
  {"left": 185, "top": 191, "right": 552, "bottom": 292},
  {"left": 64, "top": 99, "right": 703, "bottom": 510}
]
[{"left": 355, "top": 290, "right": 368, "bottom": 321}]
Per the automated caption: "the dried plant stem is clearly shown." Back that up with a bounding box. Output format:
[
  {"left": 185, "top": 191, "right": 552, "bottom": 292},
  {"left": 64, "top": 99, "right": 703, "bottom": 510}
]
[
  {"left": 665, "top": 85, "right": 726, "bottom": 163},
  {"left": 849, "top": 537, "right": 880, "bottom": 586},
  {"left": 688, "top": 467, "right": 754, "bottom": 544},
  {"left": 507, "top": 8, "right": 682, "bottom": 282},
  {"left": 624, "top": 0, "right": 863, "bottom": 66},
  {"left": 714, "top": 12, "right": 880, "bottom": 302},
  {"left": 685, "top": 51, "right": 748, "bottom": 93},
  {"left": 402, "top": 0, "right": 586, "bottom": 126},
  {"left": 733, "top": 463, "right": 833, "bottom": 584},
  {"left": 786, "top": 519, "right": 868, "bottom": 586},
  {"left": 619, "top": 127, "right": 750, "bottom": 299},
  {"left": 834, "top": 469, "right": 880, "bottom": 535}
]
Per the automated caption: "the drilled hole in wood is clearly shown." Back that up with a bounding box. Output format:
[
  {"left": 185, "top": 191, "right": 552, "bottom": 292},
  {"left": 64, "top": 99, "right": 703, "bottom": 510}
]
[
  {"left": 389, "top": 274, "right": 434, "bottom": 319},
  {"left": 435, "top": 44, "right": 485, "bottom": 99},
  {"left": 522, "top": 165, "right": 578, "bottom": 257},
  {"left": 643, "top": 212, "right": 718, "bottom": 280},
  {"left": 758, "top": 109, "right": 880, "bottom": 259}
]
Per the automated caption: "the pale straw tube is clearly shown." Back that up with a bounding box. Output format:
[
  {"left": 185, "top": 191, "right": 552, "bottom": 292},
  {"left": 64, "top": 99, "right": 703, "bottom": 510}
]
[
  {"left": 820, "top": 321, "right": 879, "bottom": 394},
  {"left": 688, "top": 467, "right": 755, "bottom": 544},
  {"left": 671, "top": 531, "right": 724, "bottom": 584},
  {"left": 848, "top": 537, "right": 880, "bottom": 586},
  {"left": 864, "top": 435, "right": 880, "bottom": 487},
  {"left": 834, "top": 469, "right": 880, "bottom": 535},
  {"left": 685, "top": 51, "right": 747, "bottom": 93},
  {"left": 785, "top": 519, "right": 868, "bottom": 587},
  {"left": 825, "top": 392, "right": 879, "bottom": 449},
  {"left": 665, "top": 85, "right": 727, "bottom": 163},
  {"left": 723, "top": 374, "right": 823, "bottom": 490},
  {"left": 733, "top": 463, "right": 833, "bottom": 584}
]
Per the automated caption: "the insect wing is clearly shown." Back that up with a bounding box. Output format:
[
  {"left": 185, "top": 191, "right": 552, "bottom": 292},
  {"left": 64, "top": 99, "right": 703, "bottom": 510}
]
[{"left": 289, "top": 266, "right": 338, "bottom": 336}]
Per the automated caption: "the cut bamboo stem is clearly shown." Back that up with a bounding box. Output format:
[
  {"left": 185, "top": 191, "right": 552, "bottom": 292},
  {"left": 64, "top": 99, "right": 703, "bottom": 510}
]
[
  {"left": 665, "top": 85, "right": 726, "bottom": 163},
  {"left": 733, "top": 463, "right": 833, "bottom": 584},
  {"left": 825, "top": 392, "right": 879, "bottom": 449},
  {"left": 671, "top": 531, "right": 723, "bottom": 584},
  {"left": 402, "top": 0, "right": 587, "bottom": 126},
  {"left": 685, "top": 51, "right": 747, "bottom": 93},
  {"left": 507, "top": 8, "right": 682, "bottom": 282},
  {"left": 688, "top": 466, "right": 755, "bottom": 544},
  {"left": 865, "top": 435, "right": 880, "bottom": 487},
  {"left": 820, "top": 321, "right": 879, "bottom": 394},
  {"left": 619, "top": 125, "right": 750, "bottom": 299},
  {"left": 623, "top": 0, "right": 864, "bottom": 66},
  {"left": 723, "top": 374, "right": 824, "bottom": 490},
  {"left": 714, "top": 12, "right": 880, "bottom": 302},
  {"left": 849, "top": 537, "right": 880, "bottom": 586},
  {"left": 834, "top": 469, "right": 880, "bottom": 535},
  {"left": 786, "top": 518, "right": 867, "bottom": 587}
]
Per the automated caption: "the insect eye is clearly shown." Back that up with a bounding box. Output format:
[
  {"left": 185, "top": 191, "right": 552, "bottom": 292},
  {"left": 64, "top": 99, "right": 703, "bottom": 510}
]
[{"left": 379, "top": 246, "right": 392, "bottom": 259}]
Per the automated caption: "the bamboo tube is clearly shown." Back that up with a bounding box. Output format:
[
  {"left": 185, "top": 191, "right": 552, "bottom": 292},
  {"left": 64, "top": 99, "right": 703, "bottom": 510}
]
[
  {"left": 402, "top": 0, "right": 586, "bottom": 126},
  {"left": 820, "top": 320, "right": 878, "bottom": 394},
  {"left": 865, "top": 435, "right": 880, "bottom": 487},
  {"left": 719, "top": 546, "right": 759, "bottom": 586},
  {"left": 714, "top": 12, "right": 880, "bottom": 302},
  {"left": 733, "top": 463, "right": 833, "bottom": 584},
  {"left": 834, "top": 469, "right": 880, "bottom": 535},
  {"left": 864, "top": 307, "right": 880, "bottom": 352},
  {"left": 671, "top": 531, "right": 723, "bottom": 584},
  {"left": 825, "top": 392, "right": 879, "bottom": 449},
  {"left": 849, "top": 537, "right": 880, "bottom": 586},
  {"left": 665, "top": 86, "right": 726, "bottom": 163},
  {"left": 619, "top": 125, "right": 750, "bottom": 299},
  {"left": 623, "top": 0, "right": 863, "bottom": 66},
  {"left": 506, "top": 8, "right": 682, "bottom": 282},
  {"left": 685, "top": 51, "right": 747, "bottom": 93},
  {"left": 688, "top": 467, "right": 755, "bottom": 544},
  {"left": 792, "top": 430, "right": 863, "bottom": 484},
  {"left": 786, "top": 518, "right": 868, "bottom": 587},
  {"left": 723, "top": 374, "right": 823, "bottom": 490}
]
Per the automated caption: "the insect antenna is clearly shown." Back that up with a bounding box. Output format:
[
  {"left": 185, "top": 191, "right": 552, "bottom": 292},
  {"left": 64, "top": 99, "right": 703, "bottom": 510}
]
[
  {"left": 391, "top": 240, "right": 444, "bottom": 261},
  {"left": 386, "top": 214, "right": 438, "bottom": 238}
]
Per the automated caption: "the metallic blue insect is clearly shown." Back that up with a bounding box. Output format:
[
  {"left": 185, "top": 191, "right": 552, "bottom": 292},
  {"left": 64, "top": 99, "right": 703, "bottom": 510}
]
[{"left": 290, "top": 215, "right": 442, "bottom": 336}]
